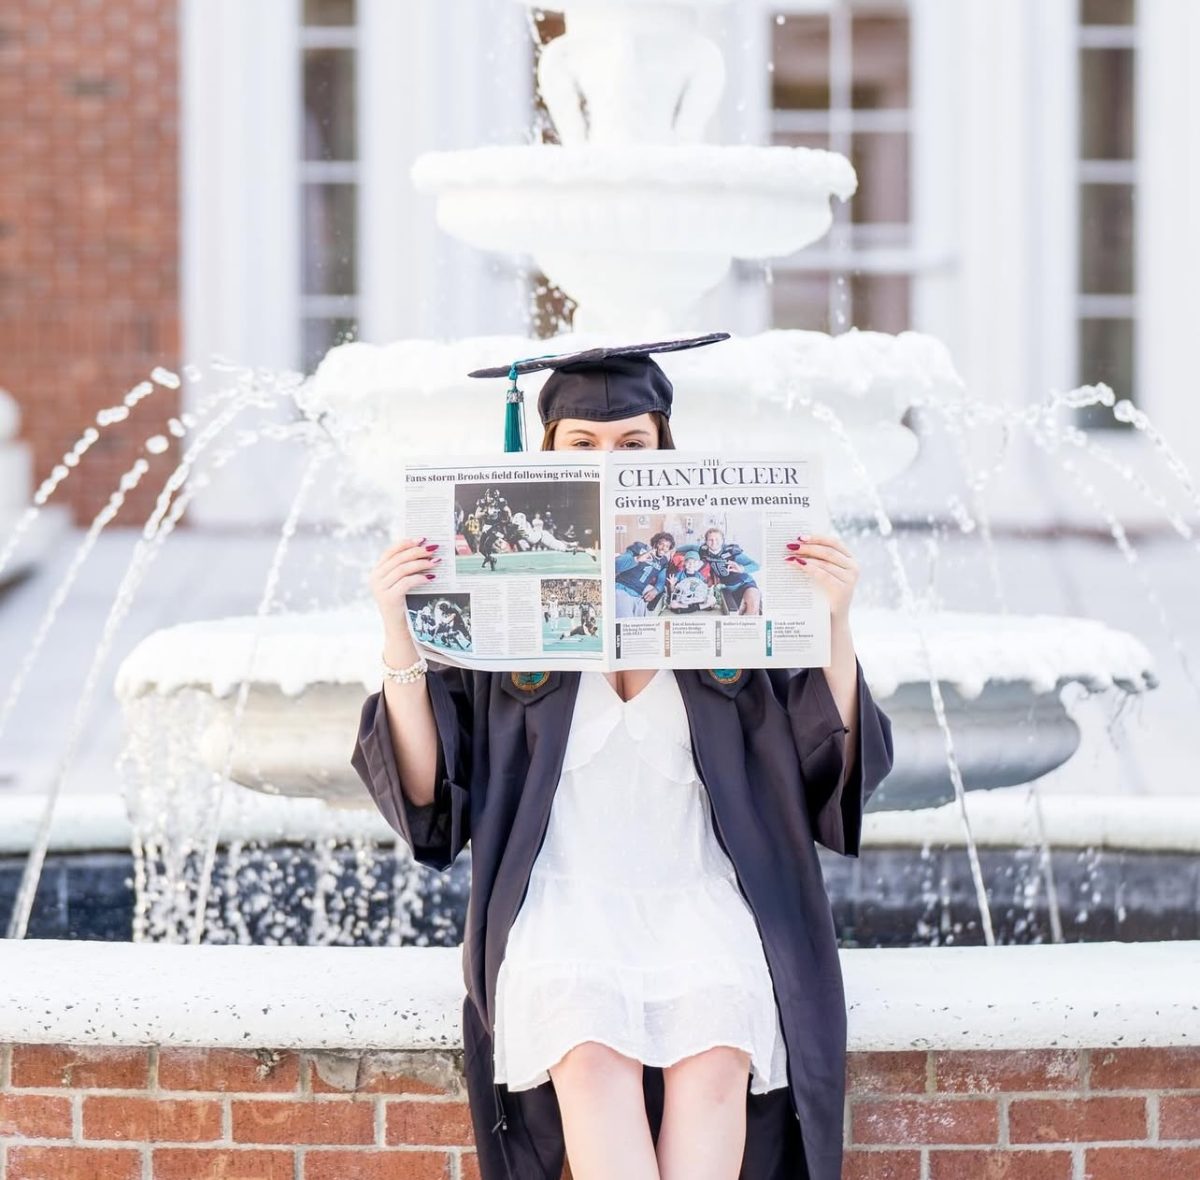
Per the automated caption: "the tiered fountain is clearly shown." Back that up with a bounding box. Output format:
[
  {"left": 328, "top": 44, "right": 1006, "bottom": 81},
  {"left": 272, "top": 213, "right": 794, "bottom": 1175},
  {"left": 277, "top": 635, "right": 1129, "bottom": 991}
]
[{"left": 110, "top": 0, "right": 1162, "bottom": 947}]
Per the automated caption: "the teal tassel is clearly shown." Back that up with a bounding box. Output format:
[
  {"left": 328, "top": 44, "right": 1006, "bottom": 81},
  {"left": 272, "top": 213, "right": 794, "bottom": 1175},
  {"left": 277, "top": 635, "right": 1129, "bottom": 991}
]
[{"left": 504, "top": 364, "right": 526, "bottom": 452}]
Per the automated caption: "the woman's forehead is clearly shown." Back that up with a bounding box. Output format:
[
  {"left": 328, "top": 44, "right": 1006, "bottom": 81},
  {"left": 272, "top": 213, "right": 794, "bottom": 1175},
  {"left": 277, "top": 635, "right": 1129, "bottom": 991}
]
[{"left": 557, "top": 415, "right": 656, "bottom": 435}]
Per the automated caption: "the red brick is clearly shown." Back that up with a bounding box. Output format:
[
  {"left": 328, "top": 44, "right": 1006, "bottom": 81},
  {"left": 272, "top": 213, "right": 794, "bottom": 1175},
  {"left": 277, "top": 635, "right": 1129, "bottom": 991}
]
[
  {"left": 82, "top": 1095, "right": 222, "bottom": 1142},
  {"left": 0, "top": 1093, "right": 73, "bottom": 1139},
  {"left": 1160, "top": 1094, "right": 1200, "bottom": 1140},
  {"left": 8, "top": 1146, "right": 142, "bottom": 1180},
  {"left": 303, "top": 1151, "right": 454, "bottom": 1179},
  {"left": 935, "top": 1050, "right": 1083, "bottom": 1093},
  {"left": 1085, "top": 1147, "right": 1200, "bottom": 1180},
  {"left": 384, "top": 1100, "right": 476, "bottom": 1148},
  {"left": 152, "top": 1148, "right": 295, "bottom": 1180},
  {"left": 460, "top": 1153, "right": 483, "bottom": 1180},
  {"left": 851, "top": 1098, "right": 999, "bottom": 1145},
  {"left": 1009, "top": 1097, "right": 1147, "bottom": 1143},
  {"left": 306, "top": 1055, "right": 448, "bottom": 1096},
  {"left": 10, "top": 1045, "right": 150, "bottom": 1090},
  {"left": 929, "top": 1150, "right": 1074, "bottom": 1180},
  {"left": 842, "top": 1149, "right": 922, "bottom": 1179},
  {"left": 1088, "top": 1048, "right": 1200, "bottom": 1091},
  {"left": 847, "top": 1052, "right": 928, "bottom": 1094},
  {"left": 158, "top": 1049, "right": 300, "bottom": 1094},
  {"left": 0, "top": 0, "right": 181, "bottom": 525},
  {"left": 231, "top": 1098, "right": 374, "bottom": 1145}
]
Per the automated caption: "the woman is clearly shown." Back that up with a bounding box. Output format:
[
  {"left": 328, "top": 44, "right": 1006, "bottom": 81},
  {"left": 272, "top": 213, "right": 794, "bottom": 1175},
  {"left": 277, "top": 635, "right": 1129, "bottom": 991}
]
[{"left": 350, "top": 336, "right": 894, "bottom": 1180}]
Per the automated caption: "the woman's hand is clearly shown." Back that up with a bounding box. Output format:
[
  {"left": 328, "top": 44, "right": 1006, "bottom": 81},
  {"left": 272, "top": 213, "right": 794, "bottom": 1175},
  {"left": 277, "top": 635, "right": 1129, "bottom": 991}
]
[
  {"left": 370, "top": 537, "right": 441, "bottom": 643},
  {"left": 786, "top": 532, "right": 859, "bottom": 624}
]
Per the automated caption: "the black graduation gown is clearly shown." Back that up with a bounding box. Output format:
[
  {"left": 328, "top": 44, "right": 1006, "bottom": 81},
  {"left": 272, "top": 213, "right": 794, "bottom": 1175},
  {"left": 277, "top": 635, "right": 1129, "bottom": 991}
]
[{"left": 351, "top": 661, "right": 894, "bottom": 1180}]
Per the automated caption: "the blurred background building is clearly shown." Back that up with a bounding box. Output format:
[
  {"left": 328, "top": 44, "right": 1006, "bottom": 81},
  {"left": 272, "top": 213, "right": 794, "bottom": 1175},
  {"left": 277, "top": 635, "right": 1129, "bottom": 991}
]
[{"left": 1, "top": 0, "right": 1197, "bottom": 525}]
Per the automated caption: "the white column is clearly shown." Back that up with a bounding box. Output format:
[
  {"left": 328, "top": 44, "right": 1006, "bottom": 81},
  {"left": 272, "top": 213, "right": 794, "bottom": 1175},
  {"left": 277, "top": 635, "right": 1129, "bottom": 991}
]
[
  {"left": 358, "top": 0, "right": 533, "bottom": 343},
  {"left": 181, "top": 0, "right": 300, "bottom": 375},
  {"left": 1137, "top": 0, "right": 1200, "bottom": 479},
  {"left": 1026, "top": 0, "right": 1078, "bottom": 403},
  {"left": 181, "top": 0, "right": 303, "bottom": 526},
  {"left": 909, "top": 0, "right": 964, "bottom": 355},
  {"left": 949, "top": 0, "right": 1034, "bottom": 408}
]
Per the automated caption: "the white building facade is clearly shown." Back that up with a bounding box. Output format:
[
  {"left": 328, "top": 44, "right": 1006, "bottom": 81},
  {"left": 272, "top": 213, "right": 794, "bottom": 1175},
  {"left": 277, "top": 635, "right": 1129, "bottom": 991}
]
[{"left": 181, "top": 0, "right": 1200, "bottom": 522}]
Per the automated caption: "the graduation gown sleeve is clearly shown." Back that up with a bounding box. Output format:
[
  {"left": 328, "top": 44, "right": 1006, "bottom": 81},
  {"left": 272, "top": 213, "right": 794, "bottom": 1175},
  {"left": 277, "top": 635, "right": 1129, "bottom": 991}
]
[
  {"left": 772, "top": 657, "right": 895, "bottom": 857},
  {"left": 350, "top": 663, "right": 474, "bottom": 872}
]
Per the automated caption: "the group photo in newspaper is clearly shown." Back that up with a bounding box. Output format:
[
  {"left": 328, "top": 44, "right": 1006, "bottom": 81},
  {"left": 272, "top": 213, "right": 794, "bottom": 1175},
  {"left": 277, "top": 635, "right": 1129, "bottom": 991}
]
[{"left": 399, "top": 452, "right": 831, "bottom": 671}]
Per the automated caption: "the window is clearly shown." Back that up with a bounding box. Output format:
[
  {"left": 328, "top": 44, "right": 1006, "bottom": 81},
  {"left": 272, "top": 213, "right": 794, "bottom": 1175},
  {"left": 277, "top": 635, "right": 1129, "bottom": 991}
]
[
  {"left": 301, "top": 0, "right": 359, "bottom": 371},
  {"left": 768, "top": 1, "right": 913, "bottom": 335},
  {"left": 1075, "top": 0, "right": 1137, "bottom": 429}
]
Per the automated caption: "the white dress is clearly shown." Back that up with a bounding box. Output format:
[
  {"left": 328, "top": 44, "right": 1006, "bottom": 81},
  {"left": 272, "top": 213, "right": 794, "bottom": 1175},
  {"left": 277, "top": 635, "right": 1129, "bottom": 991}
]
[{"left": 492, "top": 669, "right": 789, "bottom": 1095}]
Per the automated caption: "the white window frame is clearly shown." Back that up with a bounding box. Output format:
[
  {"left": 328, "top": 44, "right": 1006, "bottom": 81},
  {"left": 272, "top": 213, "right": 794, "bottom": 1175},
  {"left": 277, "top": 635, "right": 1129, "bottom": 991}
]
[{"left": 717, "top": 0, "right": 952, "bottom": 337}]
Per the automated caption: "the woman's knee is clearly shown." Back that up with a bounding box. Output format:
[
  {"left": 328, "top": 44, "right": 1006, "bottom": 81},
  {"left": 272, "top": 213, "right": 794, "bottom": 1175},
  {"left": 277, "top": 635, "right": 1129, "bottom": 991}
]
[
  {"left": 550, "top": 1040, "right": 644, "bottom": 1090},
  {"left": 662, "top": 1045, "right": 750, "bottom": 1105}
]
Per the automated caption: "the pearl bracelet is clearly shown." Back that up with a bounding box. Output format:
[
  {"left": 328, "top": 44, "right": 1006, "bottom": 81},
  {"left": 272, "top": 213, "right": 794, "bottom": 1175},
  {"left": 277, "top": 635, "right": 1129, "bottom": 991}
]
[{"left": 381, "top": 649, "right": 428, "bottom": 685}]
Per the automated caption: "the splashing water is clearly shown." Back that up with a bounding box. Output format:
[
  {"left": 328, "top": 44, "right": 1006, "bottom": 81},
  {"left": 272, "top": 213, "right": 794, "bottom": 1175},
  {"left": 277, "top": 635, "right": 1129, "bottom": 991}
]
[
  {"left": 798, "top": 389, "right": 998, "bottom": 946},
  {"left": 4, "top": 378, "right": 298, "bottom": 940},
  {"left": 0, "top": 368, "right": 185, "bottom": 584},
  {"left": 189, "top": 443, "right": 332, "bottom": 946}
]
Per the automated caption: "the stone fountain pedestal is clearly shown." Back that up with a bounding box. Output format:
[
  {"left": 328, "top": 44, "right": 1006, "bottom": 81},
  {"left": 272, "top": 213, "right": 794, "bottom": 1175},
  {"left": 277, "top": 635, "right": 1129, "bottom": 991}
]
[{"left": 114, "top": 606, "right": 1156, "bottom": 814}]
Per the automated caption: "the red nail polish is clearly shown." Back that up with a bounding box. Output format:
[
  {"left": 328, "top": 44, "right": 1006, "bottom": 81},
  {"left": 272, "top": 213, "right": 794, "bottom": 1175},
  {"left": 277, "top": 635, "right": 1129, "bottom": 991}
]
[
  {"left": 797, "top": 557, "right": 807, "bottom": 565},
  {"left": 786, "top": 543, "right": 801, "bottom": 551},
  {"left": 425, "top": 573, "right": 435, "bottom": 579},
  {"left": 425, "top": 543, "right": 439, "bottom": 552}
]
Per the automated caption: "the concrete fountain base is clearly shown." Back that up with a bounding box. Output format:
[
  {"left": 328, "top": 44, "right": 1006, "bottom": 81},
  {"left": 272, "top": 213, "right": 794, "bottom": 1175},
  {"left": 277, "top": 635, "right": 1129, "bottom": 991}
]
[{"left": 0, "top": 939, "right": 1196, "bottom": 1176}]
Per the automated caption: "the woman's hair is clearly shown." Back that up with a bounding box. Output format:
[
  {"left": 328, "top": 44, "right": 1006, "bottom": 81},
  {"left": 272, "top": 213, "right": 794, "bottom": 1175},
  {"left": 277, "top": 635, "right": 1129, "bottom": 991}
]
[{"left": 540, "top": 411, "right": 675, "bottom": 451}]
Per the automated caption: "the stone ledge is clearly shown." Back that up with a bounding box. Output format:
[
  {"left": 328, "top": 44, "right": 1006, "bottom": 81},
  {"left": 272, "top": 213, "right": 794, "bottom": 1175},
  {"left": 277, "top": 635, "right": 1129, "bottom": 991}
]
[{"left": 0, "top": 940, "right": 1196, "bottom": 1053}]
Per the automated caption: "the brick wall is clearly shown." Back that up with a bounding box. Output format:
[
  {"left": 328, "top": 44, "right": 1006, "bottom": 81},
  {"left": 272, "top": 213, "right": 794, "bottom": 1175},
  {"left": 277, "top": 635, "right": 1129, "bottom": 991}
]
[
  {"left": 0, "top": 0, "right": 180, "bottom": 525},
  {"left": 2, "top": 1044, "right": 1198, "bottom": 1179}
]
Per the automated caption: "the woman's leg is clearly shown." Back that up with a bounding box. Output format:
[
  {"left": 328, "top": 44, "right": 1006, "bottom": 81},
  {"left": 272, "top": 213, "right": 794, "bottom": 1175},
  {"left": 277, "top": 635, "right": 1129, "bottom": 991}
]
[
  {"left": 549, "top": 1041, "right": 660, "bottom": 1180},
  {"left": 656, "top": 1046, "right": 750, "bottom": 1180}
]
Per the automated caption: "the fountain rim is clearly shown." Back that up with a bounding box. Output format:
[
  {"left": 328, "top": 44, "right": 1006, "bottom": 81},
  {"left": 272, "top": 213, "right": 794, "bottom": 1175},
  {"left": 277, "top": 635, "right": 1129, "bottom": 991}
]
[
  {"left": 0, "top": 939, "right": 1195, "bottom": 1054},
  {"left": 410, "top": 143, "right": 859, "bottom": 198}
]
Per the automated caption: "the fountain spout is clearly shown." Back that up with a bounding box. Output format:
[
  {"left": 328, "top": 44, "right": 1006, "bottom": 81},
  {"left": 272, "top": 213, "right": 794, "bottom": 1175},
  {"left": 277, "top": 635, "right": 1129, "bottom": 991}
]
[
  {"left": 411, "top": 0, "right": 854, "bottom": 333},
  {"left": 538, "top": 3, "right": 726, "bottom": 146}
]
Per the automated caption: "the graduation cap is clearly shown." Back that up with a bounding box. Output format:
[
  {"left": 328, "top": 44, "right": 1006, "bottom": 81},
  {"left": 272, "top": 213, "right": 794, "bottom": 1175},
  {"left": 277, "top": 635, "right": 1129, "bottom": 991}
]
[{"left": 467, "top": 332, "right": 730, "bottom": 452}]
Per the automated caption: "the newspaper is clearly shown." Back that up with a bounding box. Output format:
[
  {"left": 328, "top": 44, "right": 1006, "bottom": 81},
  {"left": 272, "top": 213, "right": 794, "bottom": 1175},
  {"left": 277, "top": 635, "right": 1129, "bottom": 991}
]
[{"left": 400, "top": 451, "right": 831, "bottom": 672}]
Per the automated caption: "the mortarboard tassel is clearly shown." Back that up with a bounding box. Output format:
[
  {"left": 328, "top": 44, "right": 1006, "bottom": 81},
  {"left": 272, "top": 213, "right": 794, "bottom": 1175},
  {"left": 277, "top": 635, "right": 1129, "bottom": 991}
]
[{"left": 504, "top": 363, "right": 526, "bottom": 452}]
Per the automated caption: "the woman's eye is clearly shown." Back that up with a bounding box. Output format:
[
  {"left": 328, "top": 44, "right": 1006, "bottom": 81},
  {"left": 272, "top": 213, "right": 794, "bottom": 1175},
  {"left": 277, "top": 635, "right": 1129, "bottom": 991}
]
[
  {"left": 621, "top": 441, "right": 646, "bottom": 449},
  {"left": 571, "top": 439, "right": 594, "bottom": 448}
]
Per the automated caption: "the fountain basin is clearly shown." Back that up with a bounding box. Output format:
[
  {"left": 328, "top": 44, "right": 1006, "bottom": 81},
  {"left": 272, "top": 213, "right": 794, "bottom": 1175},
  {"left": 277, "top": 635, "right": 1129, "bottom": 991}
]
[
  {"left": 299, "top": 328, "right": 959, "bottom": 506},
  {"left": 114, "top": 606, "right": 1156, "bottom": 810},
  {"left": 412, "top": 145, "right": 857, "bottom": 332}
]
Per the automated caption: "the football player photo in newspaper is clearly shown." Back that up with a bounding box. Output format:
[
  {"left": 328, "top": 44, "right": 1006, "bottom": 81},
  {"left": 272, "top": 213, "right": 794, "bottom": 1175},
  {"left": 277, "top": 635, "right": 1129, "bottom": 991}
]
[
  {"left": 540, "top": 577, "right": 603, "bottom": 653},
  {"left": 454, "top": 480, "right": 601, "bottom": 576}
]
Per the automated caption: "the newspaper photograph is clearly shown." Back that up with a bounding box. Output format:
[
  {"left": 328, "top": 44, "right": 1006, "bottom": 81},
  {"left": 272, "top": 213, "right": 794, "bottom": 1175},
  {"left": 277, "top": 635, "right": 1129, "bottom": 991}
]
[
  {"left": 606, "top": 453, "right": 830, "bottom": 670},
  {"left": 399, "top": 452, "right": 830, "bottom": 672},
  {"left": 401, "top": 453, "right": 606, "bottom": 672}
]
